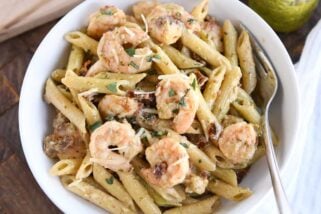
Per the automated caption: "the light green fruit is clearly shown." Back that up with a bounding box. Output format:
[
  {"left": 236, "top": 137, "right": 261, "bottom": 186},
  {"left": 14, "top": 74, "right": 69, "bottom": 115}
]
[{"left": 249, "top": 0, "right": 319, "bottom": 32}]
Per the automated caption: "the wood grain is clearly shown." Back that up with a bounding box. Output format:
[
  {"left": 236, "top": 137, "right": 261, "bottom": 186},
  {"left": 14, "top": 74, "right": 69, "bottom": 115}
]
[
  {"left": 0, "top": 155, "right": 60, "bottom": 214},
  {"left": 0, "top": 2, "right": 320, "bottom": 213},
  {"left": 0, "top": 74, "right": 19, "bottom": 116}
]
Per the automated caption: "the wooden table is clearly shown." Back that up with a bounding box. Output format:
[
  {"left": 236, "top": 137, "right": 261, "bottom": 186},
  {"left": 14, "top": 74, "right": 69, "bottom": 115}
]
[{"left": 0, "top": 2, "right": 320, "bottom": 213}]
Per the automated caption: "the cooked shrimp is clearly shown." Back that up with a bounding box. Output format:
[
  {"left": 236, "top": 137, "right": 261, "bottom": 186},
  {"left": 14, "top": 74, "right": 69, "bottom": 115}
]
[
  {"left": 132, "top": 0, "right": 158, "bottom": 22},
  {"left": 141, "top": 137, "right": 189, "bottom": 188},
  {"left": 147, "top": 3, "right": 201, "bottom": 44},
  {"left": 89, "top": 121, "right": 142, "bottom": 171},
  {"left": 156, "top": 74, "right": 199, "bottom": 134},
  {"left": 98, "top": 26, "right": 153, "bottom": 73},
  {"left": 87, "top": 5, "right": 126, "bottom": 39},
  {"left": 98, "top": 95, "right": 139, "bottom": 118},
  {"left": 218, "top": 122, "right": 257, "bottom": 164},
  {"left": 202, "top": 16, "right": 223, "bottom": 52}
]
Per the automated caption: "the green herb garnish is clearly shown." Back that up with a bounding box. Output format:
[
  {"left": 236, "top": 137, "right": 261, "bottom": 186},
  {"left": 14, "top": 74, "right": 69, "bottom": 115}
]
[
  {"left": 187, "top": 18, "right": 195, "bottom": 24},
  {"left": 190, "top": 78, "right": 197, "bottom": 90},
  {"left": 153, "top": 54, "right": 161, "bottom": 60},
  {"left": 172, "top": 108, "right": 179, "bottom": 114},
  {"left": 180, "top": 142, "right": 189, "bottom": 149},
  {"left": 125, "top": 47, "right": 136, "bottom": 56},
  {"left": 89, "top": 121, "right": 102, "bottom": 132},
  {"left": 178, "top": 96, "right": 186, "bottom": 107},
  {"left": 100, "top": 9, "right": 114, "bottom": 16},
  {"left": 168, "top": 88, "right": 176, "bottom": 97},
  {"left": 151, "top": 130, "right": 168, "bottom": 137},
  {"left": 129, "top": 61, "right": 139, "bottom": 69},
  {"left": 105, "top": 115, "right": 115, "bottom": 121},
  {"left": 106, "top": 176, "right": 114, "bottom": 185},
  {"left": 198, "top": 159, "right": 202, "bottom": 163},
  {"left": 107, "top": 82, "right": 118, "bottom": 93}
]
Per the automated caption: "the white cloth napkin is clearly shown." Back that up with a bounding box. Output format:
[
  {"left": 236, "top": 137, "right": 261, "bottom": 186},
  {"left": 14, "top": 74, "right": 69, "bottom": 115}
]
[{"left": 257, "top": 19, "right": 321, "bottom": 213}]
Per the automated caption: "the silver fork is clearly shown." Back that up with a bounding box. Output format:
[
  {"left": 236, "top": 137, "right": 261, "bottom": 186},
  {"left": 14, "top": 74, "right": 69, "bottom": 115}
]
[{"left": 241, "top": 24, "right": 292, "bottom": 214}]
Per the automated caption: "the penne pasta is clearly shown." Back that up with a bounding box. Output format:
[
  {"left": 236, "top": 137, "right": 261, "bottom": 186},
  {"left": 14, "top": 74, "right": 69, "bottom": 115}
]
[
  {"left": 65, "top": 31, "right": 98, "bottom": 55},
  {"left": 94, "top": 71, "right": 147, "bottom": 89},
  {"left": 44, "top": 78, "right": 86, "bottom": 133},
  {"left": 56, "top": 84, "right": 73, "bottom": 101},
  {"left": 237, "top": 30, "right": 257, "bottom": 94},
  {"left": 211, "top": 167, "right": 238, "bottom": 187},
  {"left": 181, "top": 29, "right": 231, "bottom": 69},
  {"left": 92, "top": 164, "right": 136, "bottom": 211},
  {"left": 192, "top": 74, "right": 222, "bottom": 142},
  {"left": 67, "top": 45, "right": 85, "bottom": 73},
  {"left": 62, "top": 70, "right": 129, "bottom": 95},
  {"left": 223, "top": 20, "right": 238, "bottom": 66},
  {"left": 207, "top": 179, "right": 252, "bottom": 201},
  {"left": 77, "top": 95, "right": 102, "bottom": 128},
  {"left": 61, "top": 175, "right": 135, "bottom": 214},
  {"left": 213, "top": 66, "right": 242, "bottom": 122},
  {"left": 162, "top": 45, "right": 204, "bottom": 69},
  {"left": 117, "top": 171, "right": 162, "bottom": 214},
  {"left": 51, "top": 69, "right": 66, "bottom": 82},
  {"left": 75, "top": 151, "right": 92, "bottom": 179},
  {"left": 146, "top": 40, "right": 180, "bottom": 74},
  {"left": 191, "top": 0, "right": 209, "bottom": 22},
  {"left": 164, "top": 196, "right": 220, "bottom": 214},
  {"left": 232, "top": 87, "right": 261, "bottom": 124},
  {"left": 49, "top": 159, "right": 82, "bottom": 176},
  {"left": 203, "top": 66, "right": 227, "bottom": 110}
]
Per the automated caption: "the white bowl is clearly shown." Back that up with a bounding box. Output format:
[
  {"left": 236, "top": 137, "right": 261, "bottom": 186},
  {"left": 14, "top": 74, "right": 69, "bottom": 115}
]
[{"left": 19, "top": 0, "right": 300, "bottom": 213}]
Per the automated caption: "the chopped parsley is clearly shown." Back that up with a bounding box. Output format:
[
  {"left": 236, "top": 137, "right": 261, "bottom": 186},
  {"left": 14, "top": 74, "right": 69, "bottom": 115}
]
[
  {"left": 151, "top": 130, "right": 168, "bottom": 137},
  {"left": 146, "top": 54, "right": 161, "bottom": 62},
  {"left": 198, "top": 159, "right": 202, "bottom": 163},
  {"left": 153, "top": 54, "right": 161, "bottom": 60},
  {"left": 89, "top": 121, "right": 102, "bottom": 132},
  {"left": 187, "top": 18, "right": 195, "bottom": 24},
  {"left": 107, "top": 82, "right": 118, "bottom": 93},
  {"left": 168, "top": 88, "right": 176, "bottom": 97},
  {"left": 106, "top": 176, "right": 114, "bottom": 185},
  {"left": 105, "top": 115, "right": 115, "bottom": 121},
  {"left": 178, "top": 89, "right": 189, "bottom": 107},
  {"left": 190, "top": 78, "right": 197, "bottom": 90},
  {"left": 125, "top": 47, "right": 136, "bottom": 57},
  {"left": 180, "top": 142, "right": 189, "bottom": 149},
  {"left": 129, "top": 61, "right": 139, "bottom": 69},
  {"left": 100, "top": 9, "right": 114, "bottom": 16},
  {"left": 172, "top": 108, "right": 179, "bottom": 114},
  {"left": 178, "top": 96, "right": 186, "bottom": 107}
]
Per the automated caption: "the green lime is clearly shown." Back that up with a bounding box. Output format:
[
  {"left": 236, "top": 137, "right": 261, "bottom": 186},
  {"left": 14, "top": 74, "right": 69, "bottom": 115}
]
[{"left": 248, "top": 0, "right": 319, "bottom": 32}]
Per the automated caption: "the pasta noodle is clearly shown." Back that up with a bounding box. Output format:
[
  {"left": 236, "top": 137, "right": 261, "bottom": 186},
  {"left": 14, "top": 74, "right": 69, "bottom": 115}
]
[
  {"left": 45, "top": 78, "right": 86, "bottom": 133},
  {"left": 223, "top": 20, "right": 238, "bottom": 66},
  {"left": 163, "top": 196, "right": 220, "bottom": 214},
  {"left": 92, "top": 164, "right": 136, "bottom": 211},
  {"left": 50, "top": 159, "right": 82, "bottom": 176},
  {"left": 65, "top": 31, "right": 98, "bottom": 55},
  {"left": 61, "top": 175, "right": 135, "bottom": 214},
  {"left": 237, "top": 30, "right": 257, "bottom": 94},
  {"left": 181, "top": 29, "right": 231, "bottom": 69},
  {"left": 207, "top": 179, "right": 252, "bottom": 201},
  {"left": 213, "top": 66, "right": 242, "bottom": 121},
  {"left": 117, "top": 171, "right": 162, "bottom": 214}
]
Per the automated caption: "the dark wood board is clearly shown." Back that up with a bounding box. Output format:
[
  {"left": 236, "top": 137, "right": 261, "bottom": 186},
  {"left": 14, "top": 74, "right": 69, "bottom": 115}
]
[{"left": 0, "top": 2, "right": 320, "bottom": 213}]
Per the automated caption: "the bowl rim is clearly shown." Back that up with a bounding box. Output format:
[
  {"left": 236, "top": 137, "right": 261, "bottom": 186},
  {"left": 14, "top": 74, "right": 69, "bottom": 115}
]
[{"left": 18, "top": 0, "right": 300, "bottom": 213}]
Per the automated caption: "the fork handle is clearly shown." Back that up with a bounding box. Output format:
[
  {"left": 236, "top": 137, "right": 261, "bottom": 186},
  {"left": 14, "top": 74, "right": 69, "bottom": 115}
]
[{"left": 263, "top": 116, "right": 292, "bottom": 214}]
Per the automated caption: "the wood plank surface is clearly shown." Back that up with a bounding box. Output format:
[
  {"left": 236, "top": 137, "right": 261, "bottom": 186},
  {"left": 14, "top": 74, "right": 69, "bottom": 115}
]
[{"left": 0, "top": 2, "right": 320, "bottom": 213}]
